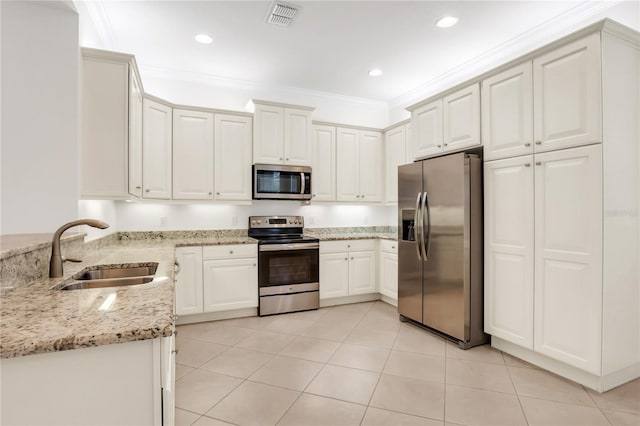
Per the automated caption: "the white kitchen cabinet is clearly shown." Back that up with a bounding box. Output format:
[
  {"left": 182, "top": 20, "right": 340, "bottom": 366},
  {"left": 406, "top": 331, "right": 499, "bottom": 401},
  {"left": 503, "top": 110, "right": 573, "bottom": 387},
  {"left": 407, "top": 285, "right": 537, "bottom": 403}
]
[
  {"left": 311, "top": 125, "right": 336, "bottom": 202},
  {"left": 384, "top": 123, "right": 411, "bottom": 205},
  {"left": 143, "top": 98, "right": 173, "bottom": 199},
  {"left": 202, "top": 244, "right": 258, "bottom": 312},
  {"left": 336, "top": 128, "right": 383, "bottom": 202},
  {"left": 172, "top": 109, "right": 214, "bottom": 200},
  {"left": 128, "top": 68, "right": 144, "bottom": 198},
  {"left": 319, "top": 240, "right": 376, "bottom": 300},
  {"left": 443, "top": 83, "right": 481, "bottom": 151},
  {"left": 484, "top": 156, "right": 534, "bottom": 349},
  {"left": 533, "top": 145, "right": 602, "bottom": 374},
  {"left": 214, "top": 114, "right": 252, "bottom": 201},
  {"left": 80, "top": 49, "right": 137, "bottom": 199},
  {"left": 533, "top": 33, "right": 601, "bottom": 153},
  {"left": 175, "top": 246, "right": 204, "bottom": 316},
  {"left": 253, "top": 101, "right": 314, "bottom": 166},
  {"left": 482, "top": 63, "right": 534, "bottom": 161},
  {"left": 379, "top": 240, "right": 398, "bottom": 302},
  {"left": 411, "top": 99, "right": 443, "bottom": 159}
]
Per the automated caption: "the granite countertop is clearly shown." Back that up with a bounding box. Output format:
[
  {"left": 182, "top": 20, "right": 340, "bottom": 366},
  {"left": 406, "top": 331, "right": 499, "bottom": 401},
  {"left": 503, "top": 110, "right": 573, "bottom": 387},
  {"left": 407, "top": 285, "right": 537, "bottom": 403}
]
[
  {"left": 305, "top": 231, "right": 397, "bottom": 241},
  {"left": 1, "top": 232, "right": 84, "bottom": 259}
]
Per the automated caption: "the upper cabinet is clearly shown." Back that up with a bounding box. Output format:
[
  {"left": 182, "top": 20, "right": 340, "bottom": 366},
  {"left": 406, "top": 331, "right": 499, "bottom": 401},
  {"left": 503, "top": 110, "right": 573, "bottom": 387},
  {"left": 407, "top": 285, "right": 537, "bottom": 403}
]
[
  {"left": 214, "top": 114, "right": 252, "bottom": 201},
  {"left": 128, "top": 70, "right": 144, "bottom": 198},
  {"left": 336, "top": 128, "right": 383, "bottom": 202},
  {"left": 142, "top": 98, "right": 173, "bottom": 200},
  {"left": 384, "top": 122, "right": 412, "bottom": 205},
  {"left": 312, "top": 125, "right": 336, "bottom": 202},
  {"left": 81, "top": 49, "right": 138, "bottom": 199},
  {"left": 252, "top": 100, "right": 314, "bottom": 166},
  {"left": 409, "top": 83, "right": 479, "bottom": 160}
]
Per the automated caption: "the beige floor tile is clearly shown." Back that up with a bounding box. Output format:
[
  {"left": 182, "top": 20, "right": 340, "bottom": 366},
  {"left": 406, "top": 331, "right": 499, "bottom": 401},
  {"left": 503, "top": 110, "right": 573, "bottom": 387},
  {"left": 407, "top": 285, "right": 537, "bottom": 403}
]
[
  {"left": 278, "top": 393, "right": 367, "bottom": 426},
  {"left": 369, "top": 301, "right": 399, "bottom": 316},
  {"left": 175, "top": 369, "right": 242, "bottom": 414},
  {"left": 192, "top": 415, "right": 236, "bottom": 425},
  {"left": 249, "top": 355, "right": 324, "bottom": 391},
  {"left": 285, "top": 308, "right": 332, "bottom": 322},
  {"left": 176, "top": 364, "right": 196, "bottom": 380},
  {"left": 328, "top": 343, "right": 390, "bottom": 372},
  {"left": 200, "top": 347, "right": 274, "bottom": 378},
  {"left": 306, "top": 364, "right": 380, "bottom": 405},
  {"left": 321, "top": 309, "right": 367, "bottom": 324},
  {"left": 446, "top": 358, "right": 515, "bottom": 394},
  {"left": 235, "top": 330, "right": 296, "bottom": 354},
  {"left": 446, "top": 342, "right": 505, "bottom": 365},
  {"left": 176, "top": 339, "right": 229, "bottom": 368},
  {"left": 357, "top": 311, "right": 402, "bottom": 332},
  {"left": 279, "top": 336, "right": 341, "bottom": 362},
  {"left": 588, "top": 379, "right": 640, "bottom": 414},
  {"left": 220, "top": 315, "right": 276, "bottom": 330},
  {"left": 393, "top": 324, "right": 446, "bottom": 358},
  {"left": 502, "top": 352, "right": 539, "bottom": 369},
  {"left": 520, "top": 396, "right": 610, "bottom": 426},
  {"left": 445, "top": 384, "right": 526, "bottom": 426},
  {"left": 602, "top": 409, "right": 640, "bottom": 425},
  {"left": 509, "top": 366, "right": 595, "bottom": 406},
  {"left": 262, "top": 316, "right": 317, "bottom": 335},
  {"left": 330, "top": 301, "right": 375, "bottom": 314},
  {"left": 344, "top": 327, "right": 398, "bottom": 349},
  {"left": 175, "top": 408, "right": 200, "bottom": 426},
  {"left": 369, "top": 374, "right": 444, "bottom": 419},
  {"left": 384, "top": 350, "right": 445, "bottom": 383},
  {"left": 361, "top": 407, "right": 442, "bottom": 425},
  {"left": 178, "top": 321, "right": 256, "bottom": 345},
  {"left": 205, "top": 381, "right": 299, "bottom": 426},
  {"left": 302, "top": 320, "right": 355, "bottom": 342},
  {"left": 176, "top": 330, "right": 193, "bottom": 348}
]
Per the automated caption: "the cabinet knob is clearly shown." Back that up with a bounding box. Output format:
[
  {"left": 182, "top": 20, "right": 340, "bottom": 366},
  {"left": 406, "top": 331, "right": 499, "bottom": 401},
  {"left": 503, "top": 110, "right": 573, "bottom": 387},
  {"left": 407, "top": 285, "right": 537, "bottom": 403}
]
[
  {"left": 347, "top": 245, "right": 351, "bottom": 248},
  {"left": 392, "top": 246, "right": 396, "bottom": 249},
  {"left": 351, "top": 257, "right": 354, "bottom": 260},
  {"left": 208, "top": 192, "right": 213, "bottom": 195},
  {"left": 525, "top": 163, "right": 531, "bottom": 167},
  {"left": 279, "top": 157, "right": 283, "bottom": 161},
  {"left": 535, "top": 141, "right": 542, "bottom": 145},
  {"left": 135, "top": 186, "right": 141, "bottom": 189},
  {"left": 253, "top": 263, "right": 256, "bottom": 267},
  {"left": 145, "top": 189, "right": 150, "bottom": 193},
  {"left": 344, "top": 257, "right": 348, "bottom": 261},
  {"left": 216, "top": 192, "right": 220, "bottom": 195},
  {"left": 524, "top": 143, "right": 531, "bottom": 147},
  {"left": 437, "top": 145, "right": 442, "bottom": 148},
  {"left": 535, "top": 161, "right": 542, "bottom": 166},
  {"left": 313, "top": 194, "right": 316, "bottom": 197},
  {"left": 443, "top": 143, "right": 448, "bottom": 147},
  {"left": 229, "top": 250, "right": 234, "bottom": 254},
  {"left": 172, "top": 349, "right": 179, "bottom": 354},
  {"left": 286, "top": 158, "right": 289, "bottom": 161}
]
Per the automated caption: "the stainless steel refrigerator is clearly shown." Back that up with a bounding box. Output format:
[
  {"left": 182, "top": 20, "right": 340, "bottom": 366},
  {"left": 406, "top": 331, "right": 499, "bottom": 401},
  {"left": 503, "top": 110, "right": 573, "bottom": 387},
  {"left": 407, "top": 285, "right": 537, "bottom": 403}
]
[{"left": 398, "top": 151, "right": 488, "bottom": 349}]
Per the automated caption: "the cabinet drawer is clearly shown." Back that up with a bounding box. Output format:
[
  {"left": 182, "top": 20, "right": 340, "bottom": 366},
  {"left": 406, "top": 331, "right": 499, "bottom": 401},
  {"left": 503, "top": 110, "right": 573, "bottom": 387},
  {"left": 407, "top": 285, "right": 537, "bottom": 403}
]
[
  {"left": 379, "top": 240, "right": 398, "bottom": 254},
  {"left": 202, "top": 244, "right": 256, "bottom": 260},
  {"left": 320, "top": 239, "right": 376, "bottom": 253}
]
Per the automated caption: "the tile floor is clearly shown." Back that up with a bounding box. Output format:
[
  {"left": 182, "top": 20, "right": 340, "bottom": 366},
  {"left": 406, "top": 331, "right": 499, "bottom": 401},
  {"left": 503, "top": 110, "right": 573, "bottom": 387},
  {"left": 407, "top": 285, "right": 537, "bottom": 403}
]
[{"left": 174, "top": 301, "right": 640, "bottom": 426}]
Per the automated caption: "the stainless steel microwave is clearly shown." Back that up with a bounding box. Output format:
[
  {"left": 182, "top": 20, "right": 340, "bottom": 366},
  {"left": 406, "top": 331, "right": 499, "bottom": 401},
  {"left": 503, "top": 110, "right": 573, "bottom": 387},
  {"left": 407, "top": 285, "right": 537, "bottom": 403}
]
[{"left": 253, "top": 164, "right": 312, "bottom": 200}]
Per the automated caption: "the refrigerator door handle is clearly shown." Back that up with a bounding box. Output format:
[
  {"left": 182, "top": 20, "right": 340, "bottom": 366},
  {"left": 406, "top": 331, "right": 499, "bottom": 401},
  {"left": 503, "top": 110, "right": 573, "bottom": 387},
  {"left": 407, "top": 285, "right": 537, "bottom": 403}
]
[
  {"left": 422, "top": 190, "right": 431, "bottom": 260},
  {"left": 414, "top": 193, "right": 422, "bottom": 260}
]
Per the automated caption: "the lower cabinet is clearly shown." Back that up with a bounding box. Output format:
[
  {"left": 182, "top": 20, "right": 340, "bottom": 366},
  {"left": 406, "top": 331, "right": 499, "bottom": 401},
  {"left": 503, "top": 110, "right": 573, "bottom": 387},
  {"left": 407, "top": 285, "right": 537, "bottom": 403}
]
[
  {"left": 378, "top": 240, "right": 398, "bottom": 301},
  {"left": 319, "top": 240, "right": 376, "bottom": 300},
  {"left": 175, "top": 244, "right": 258, "bottom": 317}
]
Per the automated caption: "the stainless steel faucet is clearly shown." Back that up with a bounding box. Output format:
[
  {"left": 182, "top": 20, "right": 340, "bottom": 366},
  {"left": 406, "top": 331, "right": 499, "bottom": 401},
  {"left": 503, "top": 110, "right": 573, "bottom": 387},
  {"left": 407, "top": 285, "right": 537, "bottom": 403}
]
[{"left": 49, "top": 219, "right": 109, "bottom": 278}]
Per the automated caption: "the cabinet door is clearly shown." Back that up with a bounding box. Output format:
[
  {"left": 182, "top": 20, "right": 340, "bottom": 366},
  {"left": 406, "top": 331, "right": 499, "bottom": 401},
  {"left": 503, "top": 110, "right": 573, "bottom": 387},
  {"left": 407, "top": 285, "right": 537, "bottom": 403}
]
[
  {"left": 142, "top": 98, "right": 172, "bottom": 199},
  {"left": 359, "top": 131, "right": 383, "bottom": 202},
  {"left": 319, "top": 252, "right": 349, "bottom": 299},
  {"left": 379, "top": 251, "right": 398, "bottom": 299},
  {"left": 385, "top": 126, "right": 407, "bottom": 205},
  {"left": 128, "top": 69, "right": 143, "bottom": 198},
  {"left": 404, "top": 123, "right": 413, "bottom": 165},
  {"left": 175, "top": 247, "right": 203, "bottom": 316},
  {"left": 533, "top": 144, "right": 602, "bottom": 374},
  {"left": 482, "top": 63, "right": 534, "bottom": 161},
  {"left": 160, "top": 335, "right": 176, "bottom": 426},
  {"left": 312, "top": 125, "right": 336, "bottom": 202},
  {"left": 411, "top": 99, "right": 443, "bottom": 159},
  {"left": 284, "top": 108, "right": 312, "bottom": 166},
  {"left": 533, "top": 33, "right": 602, "bottom": 152},
  {"left": 215, "top": 114, "right": 252, "bottom": 201},
  {"left": 172, "top": 109, "right": 214, "bottom": 200},
  {"left": 336, "top": 127, "right": 360, "bottom": 202},
  {"left": 253, "top": 104, "right": 284, "bottom": 164},
  {"left": 484, "top": 156, "right": 534, "bottom": 349},
  {"left": 81, "top": 57, "right": 129, "bottom": 198},
  {"left": 203, "top": 258, "right": 258, "bottom": 312},
  {"left": 348, "top": 251, "right": 376, "bottom": 295},
  {"left": 443, "top": 83, "right": 480, "bottom": 151}
]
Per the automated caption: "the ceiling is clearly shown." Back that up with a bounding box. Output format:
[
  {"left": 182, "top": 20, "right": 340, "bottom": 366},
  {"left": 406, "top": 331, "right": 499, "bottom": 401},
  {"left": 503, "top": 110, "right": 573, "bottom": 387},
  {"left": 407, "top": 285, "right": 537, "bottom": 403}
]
[{"left": 75, "top": 1, "right": 631, "bottom": 105}]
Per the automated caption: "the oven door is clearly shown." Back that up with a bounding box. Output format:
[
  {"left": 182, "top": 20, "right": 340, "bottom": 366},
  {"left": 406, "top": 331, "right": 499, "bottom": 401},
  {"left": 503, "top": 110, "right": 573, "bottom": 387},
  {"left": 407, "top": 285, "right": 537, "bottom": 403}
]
[
  {"left": 253, "top": 164, "right": 312, "bottom": 200},
  {"left": 258, "top": 243, "right": 319, "bottom": 289}
]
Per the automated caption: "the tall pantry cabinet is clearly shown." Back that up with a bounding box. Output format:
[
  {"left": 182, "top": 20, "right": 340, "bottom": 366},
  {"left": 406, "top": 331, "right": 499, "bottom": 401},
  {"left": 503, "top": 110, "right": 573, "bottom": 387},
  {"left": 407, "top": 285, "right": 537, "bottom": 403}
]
[{"left": 483, "top": 21, "right": 639, "bottom": 391}]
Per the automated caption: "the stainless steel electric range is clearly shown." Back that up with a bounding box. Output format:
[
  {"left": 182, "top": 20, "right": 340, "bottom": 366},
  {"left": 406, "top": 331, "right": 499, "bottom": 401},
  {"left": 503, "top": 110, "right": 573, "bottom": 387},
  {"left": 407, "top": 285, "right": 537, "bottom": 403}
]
[{"left": 248, "top": 215, "right": 319, "bottom": 316}]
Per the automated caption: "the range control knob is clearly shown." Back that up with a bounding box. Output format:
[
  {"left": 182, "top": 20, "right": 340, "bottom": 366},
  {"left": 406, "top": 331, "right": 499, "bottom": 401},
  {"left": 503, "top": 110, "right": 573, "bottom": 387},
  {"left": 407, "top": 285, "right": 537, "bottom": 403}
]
[
  {"left": 256, "top": 220, "right": 261, "bottom": 225},
  {"left": 250, "top": 220, "right": 256, "bottom": 226}
]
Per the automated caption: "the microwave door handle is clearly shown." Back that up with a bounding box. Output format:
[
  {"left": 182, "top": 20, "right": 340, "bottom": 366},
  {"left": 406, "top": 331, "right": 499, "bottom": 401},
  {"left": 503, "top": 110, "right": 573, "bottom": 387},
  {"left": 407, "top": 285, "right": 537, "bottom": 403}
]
[
  {"left": 300, "top": 172, "right": 305, "bottom": 194},
  {"left": 414, "top": 193, "right": 422, "bottom": 261}
]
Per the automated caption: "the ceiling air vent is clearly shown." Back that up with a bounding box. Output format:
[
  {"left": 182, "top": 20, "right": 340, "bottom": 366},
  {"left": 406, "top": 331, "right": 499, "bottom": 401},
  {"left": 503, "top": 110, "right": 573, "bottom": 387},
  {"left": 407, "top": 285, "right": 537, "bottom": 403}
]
[{"left": 265, "top": 1, "right": 298, "bottom": 27}]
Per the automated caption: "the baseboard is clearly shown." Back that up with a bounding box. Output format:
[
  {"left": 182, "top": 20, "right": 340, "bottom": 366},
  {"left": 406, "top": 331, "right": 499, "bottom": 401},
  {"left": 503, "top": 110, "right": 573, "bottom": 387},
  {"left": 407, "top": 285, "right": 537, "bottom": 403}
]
[
  {"left": 320, "top": 293, "right": 380, "bottom": 307},
  {"left": 379, "top": 294, "right": 398, "bottom": 307},
  {"left": 176, "top": 308, "right": 258, "bottom": 325}
]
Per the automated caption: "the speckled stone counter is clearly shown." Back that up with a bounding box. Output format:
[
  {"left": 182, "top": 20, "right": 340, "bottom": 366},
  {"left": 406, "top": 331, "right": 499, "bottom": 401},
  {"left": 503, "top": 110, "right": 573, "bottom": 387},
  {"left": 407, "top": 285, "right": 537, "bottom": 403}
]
[
  {"left": 0, "top": 230, "right": 257, "bottom": 359},
  {"left": 305, "top": 226, "right": 397, "bottom": 241}
]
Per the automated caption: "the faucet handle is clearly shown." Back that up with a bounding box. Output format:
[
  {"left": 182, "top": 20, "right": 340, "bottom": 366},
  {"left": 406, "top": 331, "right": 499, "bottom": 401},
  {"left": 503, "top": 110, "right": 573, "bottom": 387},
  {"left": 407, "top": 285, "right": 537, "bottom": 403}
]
[{"left": 63, "top": 257, "right": 82, "bottom": 263}]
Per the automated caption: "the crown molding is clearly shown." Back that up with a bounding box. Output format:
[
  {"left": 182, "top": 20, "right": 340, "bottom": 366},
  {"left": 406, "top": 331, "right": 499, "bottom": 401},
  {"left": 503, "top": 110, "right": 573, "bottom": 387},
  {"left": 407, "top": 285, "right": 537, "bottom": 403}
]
[{"left": 75, "top": 0, "right": 116, "bottom": 50}]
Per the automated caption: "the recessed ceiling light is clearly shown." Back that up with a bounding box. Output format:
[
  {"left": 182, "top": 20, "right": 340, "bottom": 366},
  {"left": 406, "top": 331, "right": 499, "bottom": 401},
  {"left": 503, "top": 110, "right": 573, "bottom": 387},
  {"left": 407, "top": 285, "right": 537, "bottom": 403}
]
[
  {"left": 369, "top": 68, "right": 383, "bottom": 77},
  {"left": 436, "top": 16, "right": 459, "bottom": 28},
  {"left": 194, "top": 34, "right": 213, "bottom": 44}
]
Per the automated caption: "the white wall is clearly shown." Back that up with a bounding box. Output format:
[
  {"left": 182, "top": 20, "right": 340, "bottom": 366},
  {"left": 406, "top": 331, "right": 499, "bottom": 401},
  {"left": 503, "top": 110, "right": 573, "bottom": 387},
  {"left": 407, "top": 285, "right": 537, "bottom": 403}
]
[
  {"left": 115, "top": 201, "right": 397, "bottom": 231},
  {"left": 1, "top": 1, "right": 80, "bottom": 234},
  {"left": 77, "top": 200, "right": 117, "bottom": 241}
]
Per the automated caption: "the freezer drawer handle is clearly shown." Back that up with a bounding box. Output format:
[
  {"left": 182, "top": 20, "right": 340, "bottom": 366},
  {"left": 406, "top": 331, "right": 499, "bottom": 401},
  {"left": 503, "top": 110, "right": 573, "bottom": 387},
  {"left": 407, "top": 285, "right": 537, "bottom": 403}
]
[{"left": 414, "top": 193, "right": 422, "bottom": 260}]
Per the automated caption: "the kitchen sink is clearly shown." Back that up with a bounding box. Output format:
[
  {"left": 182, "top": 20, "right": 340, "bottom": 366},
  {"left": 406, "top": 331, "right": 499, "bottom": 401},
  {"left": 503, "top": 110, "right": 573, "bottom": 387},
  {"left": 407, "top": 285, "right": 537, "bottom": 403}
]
[{"left": 59, "top": 262, "right": 160, "bottom": 291}]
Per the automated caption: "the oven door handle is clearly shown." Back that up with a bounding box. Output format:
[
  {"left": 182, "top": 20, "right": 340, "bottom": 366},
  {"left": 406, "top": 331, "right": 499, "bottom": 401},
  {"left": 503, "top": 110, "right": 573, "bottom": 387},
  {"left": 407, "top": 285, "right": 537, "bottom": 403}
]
[{"left": 259, "top": 242, "right": 319, "bottom": 251}]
